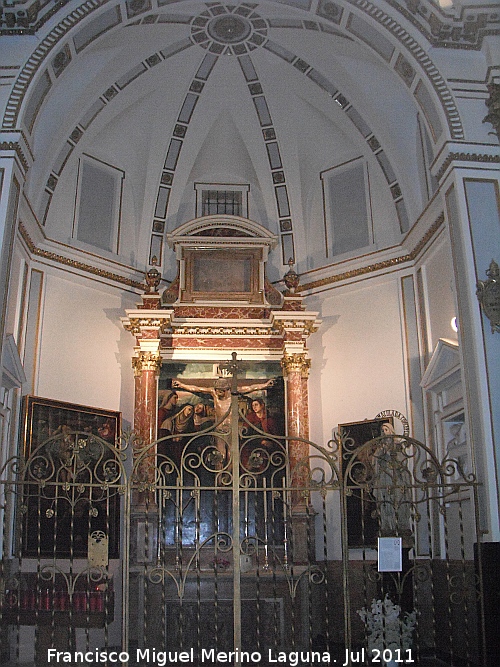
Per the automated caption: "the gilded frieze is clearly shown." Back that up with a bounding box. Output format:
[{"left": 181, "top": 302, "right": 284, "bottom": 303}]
[{"left": 168, "top": 337, "right": 284, "bottom": 350}]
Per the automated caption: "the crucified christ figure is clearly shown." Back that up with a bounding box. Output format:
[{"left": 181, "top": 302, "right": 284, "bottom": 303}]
[{"left": 171, "top": 376, "right": 275, "bottom": 462}]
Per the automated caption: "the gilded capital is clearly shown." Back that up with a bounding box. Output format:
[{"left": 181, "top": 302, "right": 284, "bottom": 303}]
[
  {"left": 281, "top": 353, "right": 311, "bottom": 377},
  {"left": 132, "top": 351, "right": 163, "bottom": 375}
]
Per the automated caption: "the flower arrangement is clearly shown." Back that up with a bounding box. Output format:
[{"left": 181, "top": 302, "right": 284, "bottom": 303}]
[
  {"left": 210, "top": 556, "right": 230, "bottom": 571},
  {"left": 357, "top": 595, "right": 417, "bottom": 653}
]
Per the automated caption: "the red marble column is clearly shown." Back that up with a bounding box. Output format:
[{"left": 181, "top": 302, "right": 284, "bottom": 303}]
[
  {"left": 133, "top": 362, "right": 142, "bottom": 438},
  {"left": 282, "top": 352, "right": 313, "bottom": 563},
  {"left": 132, "top": 350, "right": 162, "bottom": 503},
  {"left": 301, "top": 373, "right": 310, "bottom": 443},
  {"left": 282, "top": 352, "right": 311, "bottom": 491}
]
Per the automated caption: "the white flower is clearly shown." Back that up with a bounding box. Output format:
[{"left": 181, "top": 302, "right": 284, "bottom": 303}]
[{"left": 357, "top": 594, "right": 417, "bottom": 651}]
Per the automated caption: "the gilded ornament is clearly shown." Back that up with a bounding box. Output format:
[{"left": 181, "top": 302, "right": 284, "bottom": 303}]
[
  {"left": 483, "top": 83, "right": 500, "bottom": 142},
  {"left": 19, "top": 224, "right": 144, "bottom": 290},
  {"left": 298, "top": 215, "right": 445, "bottom": 294},
  {"left": 283, "top": 258, "right": 300, "bottom": 294},
  {"left": 476, "top": 259, "right": 500, "bottom": 334},
  {"left": 281, "top": 353, "right": 311, "bottom": 376},
  {"left": 132, "top": 351, "right": 162, "bottom": 374},
  {"left": 145, "top": 256, "right": 161, "bottom": 294}
]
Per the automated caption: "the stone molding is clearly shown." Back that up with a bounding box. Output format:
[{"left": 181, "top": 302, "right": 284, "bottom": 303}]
[
  {"left": 435, "top": 151, "right": 500, "bottom": 182},
  {"left": 19, "top": 222, "right": 145, "bottom": 290}
]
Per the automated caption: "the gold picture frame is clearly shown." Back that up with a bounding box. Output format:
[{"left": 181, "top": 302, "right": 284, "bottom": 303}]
[
  {"left": 182, "top": 247, "right": 262, "bottom": 302},
  {"left": 20, "top": 396, "right": 122, "bottom": 558}
]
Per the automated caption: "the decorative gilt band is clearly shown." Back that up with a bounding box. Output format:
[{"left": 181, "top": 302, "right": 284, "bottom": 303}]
[
  {"left": 298, "top": 214, "right": 445, "bottom": 294},
  {"left": 476, "top": 259, "right": 500, "bottom": 334},
  {"left": 123, "top": 317, "right": 169, "bottom": 335},
  {"left": 273, "top": 319, "right": 319, "bottom": 336},
  {"left": 298, "top": 254, "right": 411, "bottom": 294},
  {"left": 172, "top": 326, "right": 279, "bottom": 336},
  {"left": 132, "top": 351, "right": 162, "bottom": 375},
  {"left": 281, "top": 353, "right": 311, "bottom": 378},
  {"left": 19, "top": 222, "right": 145, "bottom": 290},
  {"left": 19, "top": 204, "right": 453, "bottom": 300}
]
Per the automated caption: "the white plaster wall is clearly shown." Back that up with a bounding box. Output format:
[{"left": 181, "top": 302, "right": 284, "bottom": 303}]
[
  {"left": 34, "top": 270, "right": 136, "bottom": 424},
  {"left": 306, "top": 274, "right": 409, "bottom": 559},
  {"left": 420, "top": 233, "right": 458, "bottom": 353},
  {"left": 307, "top": 273, "right": 408, "bottom": 447}
]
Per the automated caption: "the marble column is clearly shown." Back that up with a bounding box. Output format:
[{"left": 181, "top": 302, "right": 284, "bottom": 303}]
[
  {"left": 282, "top": 352, "right": 313, "bottom": 563},
  {"left": 282, "top": 352, "right": 311, "bottom": 489},
  {"left": 133, "top": 351, "right": 161, "bottom": 444},
  {"left": 132, "top": 350, "right": 162, "bottom": 505}
]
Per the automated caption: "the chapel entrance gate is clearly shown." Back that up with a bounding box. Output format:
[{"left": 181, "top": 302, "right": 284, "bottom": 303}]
[
  {"left": 0, "top": 391, "right": 486, "bottom": 666},
  {"left": 126, "top": 387, "right": 486, "bottom": 667}
]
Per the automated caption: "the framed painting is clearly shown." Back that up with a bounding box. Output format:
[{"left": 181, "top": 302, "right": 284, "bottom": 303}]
[
  {"left": 339, "top": 417, "right": 394, "bottom": 548},
  {"left": 157, "top": 361, "right": 285, "bottom": 458},
  {"left": 20, "top": 396, "right": 121, "bottom": 558},
  {"left": 182, "top": 248, "right": 262, "bottom": 302},
  {"left": 158, "top": 361, "right": 284, "bottom": 428},
  {"left": 157, "top": 362, "right": 285, "bottom": 545}
]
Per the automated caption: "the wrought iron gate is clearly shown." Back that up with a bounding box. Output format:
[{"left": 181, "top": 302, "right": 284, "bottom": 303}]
[{"left": 0, "top": 393, "right": 486, "bottom": 666}]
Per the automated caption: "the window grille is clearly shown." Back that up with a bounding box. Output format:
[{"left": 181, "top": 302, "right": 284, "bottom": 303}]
[
  {"left": 195, "top": 183, "right": 249, "bottom": 218},
  {"left": 201, "top": 190, "right": 243, "bottom": 216}
]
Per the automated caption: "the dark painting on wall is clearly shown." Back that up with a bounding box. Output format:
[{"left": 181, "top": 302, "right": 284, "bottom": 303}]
[
  {"left": 339, "top": 417, "right": 394, "bottom": 548},
  {"left": 20, "top": 396, "right": 121, "bottom": 558}
]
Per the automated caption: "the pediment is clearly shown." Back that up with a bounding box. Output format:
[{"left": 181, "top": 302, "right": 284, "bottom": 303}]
[
  {"left": 420, "top": 338, "right": 460, "bottom": 391},
  {"left": 2, "top": 334, "right": 26, "bottom": 390},
  {"left": 167, "top": 215, "right": 278, "bottom": 249}
]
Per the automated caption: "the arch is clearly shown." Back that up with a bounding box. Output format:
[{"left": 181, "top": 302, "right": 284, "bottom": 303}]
[
  {"left": 27, "top": 19, "right": 412, "bottom": 255},
  {"left": 167, "top": 214, "right": 279, "bottom": 246},
  {"left": 3, "top": 0, "right": 463, "bottom": 144}
]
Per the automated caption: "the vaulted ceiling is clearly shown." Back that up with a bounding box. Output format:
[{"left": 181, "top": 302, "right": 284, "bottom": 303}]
[{"left": 3, "top": 0, "right": 497, "bottom": 281}]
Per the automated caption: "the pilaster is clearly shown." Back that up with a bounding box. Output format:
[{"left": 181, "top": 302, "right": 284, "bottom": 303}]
[{"left": 435, "top": 146, "right": 500, "bottom": 540}]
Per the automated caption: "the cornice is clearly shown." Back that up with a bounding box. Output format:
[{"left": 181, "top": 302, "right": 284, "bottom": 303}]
[
  {"left": 122, "top": 314, "right": 173, "bottom": 335},
  {"left": 122, "top": 307, "right": 321, "bottom": 341},
  {"left": 409, "top": 212, "right": 445, "bottom": 260},
  {"left": 0, "top": 133, "right": 33, "bottom": 173},
  {"left": 298, "top": 214, "right": 445, "bottom": 294},
  {"left": 435, "top": 151, "right": 500, "bottom": 181},
  {"left": 272, "top": 313, "right": 321, "bottom": 336},
  {"left": 298, "top": 253, "right": 412, "bottom": 293},
  {"left": 19, "top": 222, "right": 145, "bottom": 290},
  {"left": 365, "top": 0, "right": 500, "bottom": 50}
]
